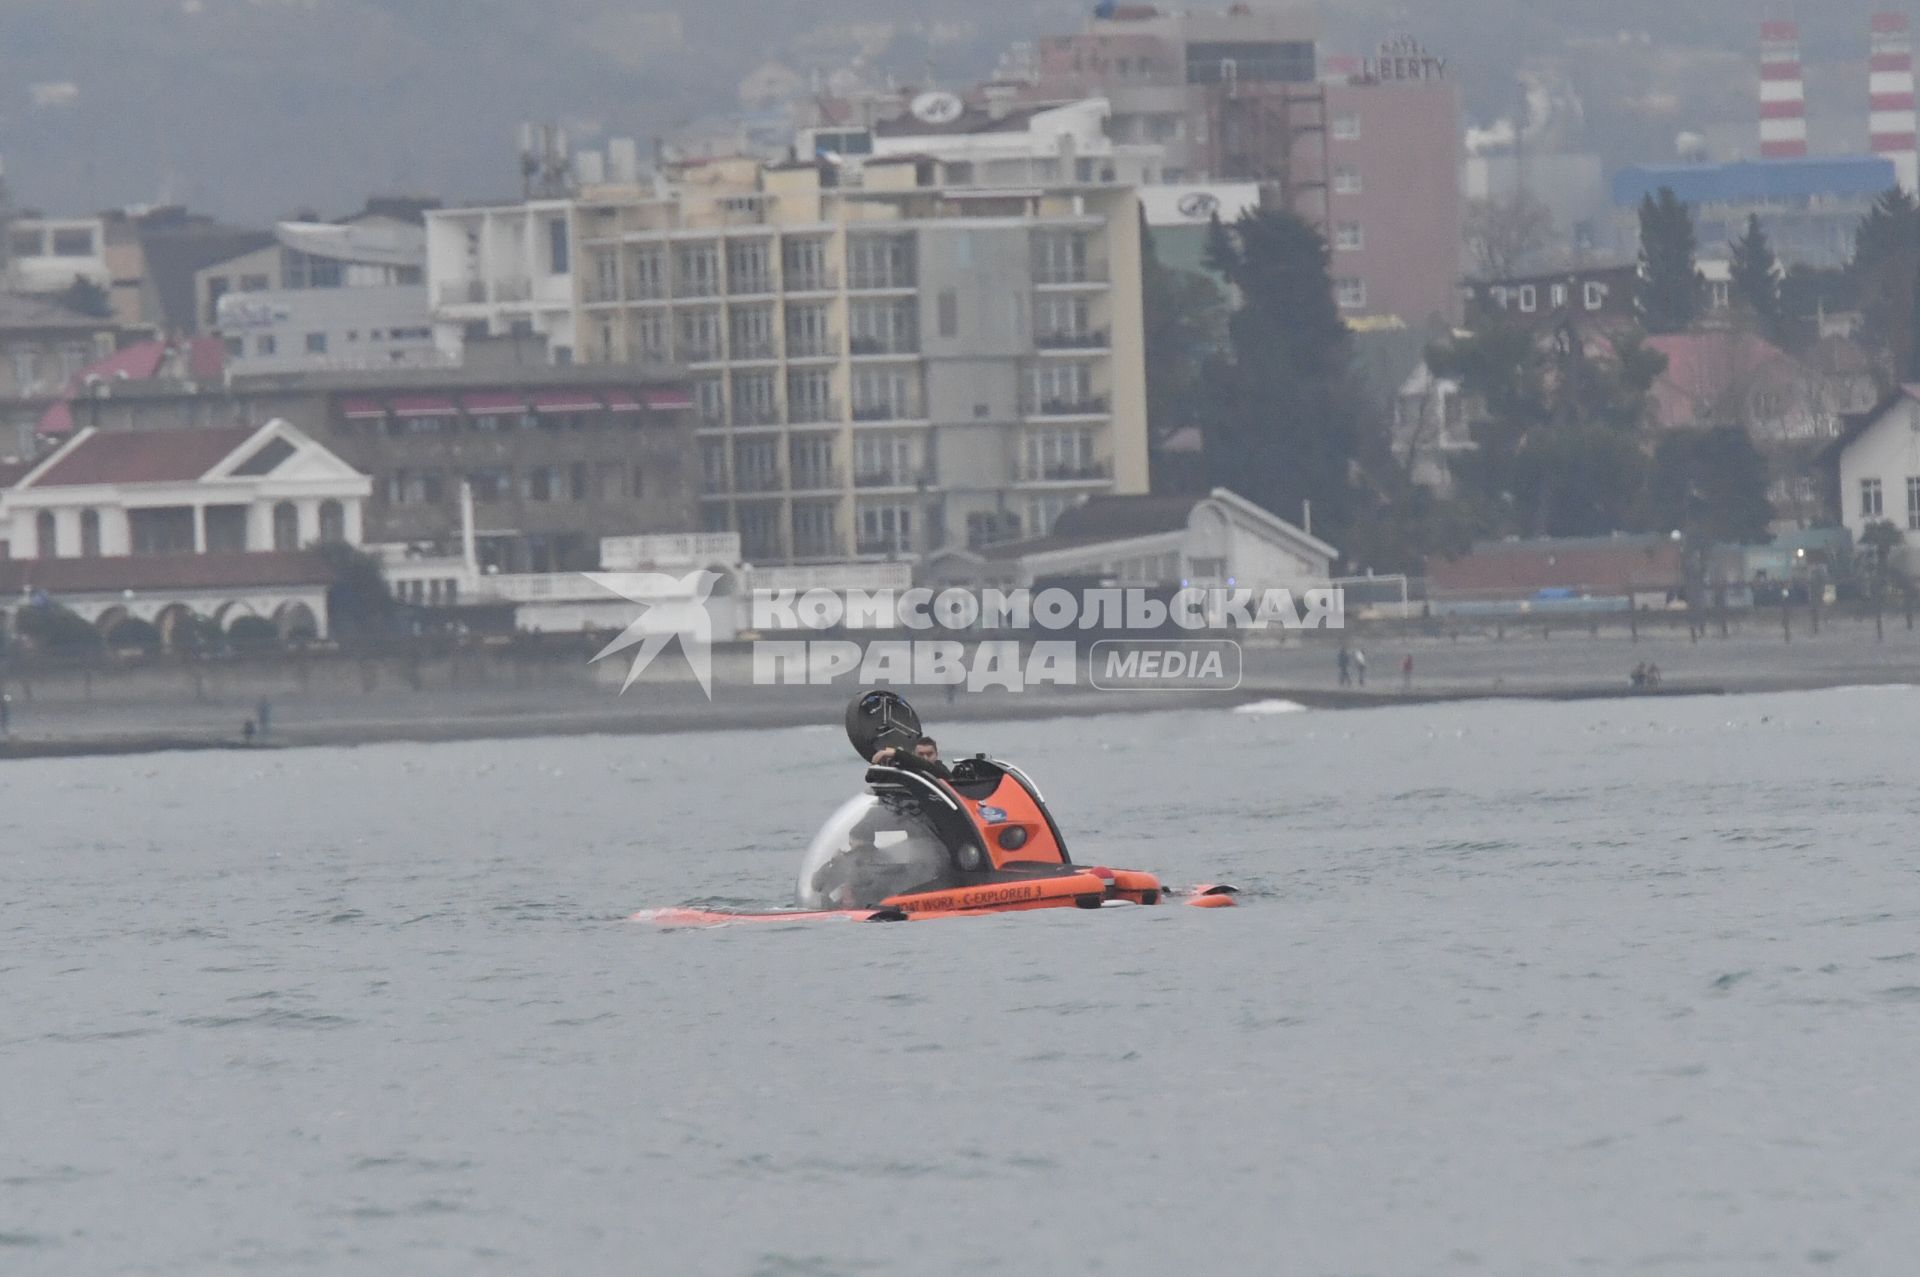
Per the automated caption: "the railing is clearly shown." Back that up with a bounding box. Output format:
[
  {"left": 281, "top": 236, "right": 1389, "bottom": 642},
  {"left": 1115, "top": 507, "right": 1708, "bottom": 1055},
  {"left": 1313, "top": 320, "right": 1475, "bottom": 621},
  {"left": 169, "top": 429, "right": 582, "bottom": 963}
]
[
  {"left": 1017, "top": 461, "right": 1112, "bottom": 482},
  {"left": 733, "top": 470, "right": 785, "bottom": 493},
  {"left": 852, "top": 402, "right": 922, "bottom": 423},
  {"left": 786, "top": 335, "right": 840, "bottom": 358},
  {"left": 676, "top": 277, "right": 720, "bottom": 298},
  {"left": 849, "top": 336, "right": 919, "bottom": 356},
  {"left": 732, "top": 405, "right": 783, "bottom": 427},
  {"left": 856, "top": 537, "right": 912, "bottom": 557},
  {"left": 854, "top": 469, "right": 931, "bottom": 488},
  {"left": 750, "top": 562, "right": 914, "bottom": 593},
  {"left": 435, "top": 281, "right": 486, "bottom": 306},
  {"left": 729, "top": 273, "right": 775, "bottom": 295},
  {"left": 700, "top": 474, "right": 730, "bottom": 494},
  {"left": 1034, "top": 264, "right": 1109, "bottom": 286},
  {"left": 1036, "top": 329, "right": 1110, "bottom": 350},
  {"left": 788, "top": 398, "right": 843, "bottom": 425},
  {"left": 847, "top": 270, "right": 917, "bottom": 291},
  {"left": 784, "top": 269, "right": 837, "bottom": 292},
  {"left": 600, "top": 531, "right": 741, "bottom": 569},
  {"left": 679, "top": 343, "right": 722, "bottom": 363},
  {"left": 584, "top": 281, "right": 621, "bottom": 304},
  {"left": 730, "top": 341, "right": 778, "bottom": 361},
  {"left": 628, "top": 278, "right": 668, "bottom": 301},
  {"left": 788, "top": 469, "right": 844, "bottom": 492},
  {"left": 1025, "top": 396, "right": 1110, "bottom": 418},
  {"left": 791, "top": 540, "right": 847, "bottom": 559}
]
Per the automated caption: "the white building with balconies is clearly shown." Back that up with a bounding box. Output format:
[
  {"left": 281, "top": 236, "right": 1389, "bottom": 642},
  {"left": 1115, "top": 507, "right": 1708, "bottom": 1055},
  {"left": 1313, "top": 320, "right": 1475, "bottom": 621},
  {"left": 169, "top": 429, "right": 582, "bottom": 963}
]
[{"left": 424, "top": 199, "right": 580, "bottom": 365}]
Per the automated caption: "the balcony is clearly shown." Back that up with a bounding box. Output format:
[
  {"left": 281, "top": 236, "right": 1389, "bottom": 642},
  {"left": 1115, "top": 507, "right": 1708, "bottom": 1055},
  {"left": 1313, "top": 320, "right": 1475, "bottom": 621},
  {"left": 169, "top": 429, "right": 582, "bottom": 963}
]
[
  {"left": 789, "top": 469, "right": 844, "bottom": 492},
  {"left": 788, "top": 399, "right": 843, "bottom": 425},
  {"left": 700, "top": 474, "right": 730, "bottom": 495},
  {"left": 1025, "top": 395, "right": 1110, "bottom": 419},
  {"left": 793, "top": 539, "right": 847, "bottom": 559},
  {"left": 854, "top": 469, "right": 930, "bottom": 489},
  {"left": 852, "top": 402, "right": 923, "bottom": 423},
  {"left": 730, "top": 340, "right": 779, "bottom": 362},
  {"left": 436, "top": 280, "right": 486, "bottom": 306},
  {"left": 849, "top": 336, "right": 920, "bottom": 357},
  {"left": 784, "top": 269, "right": 838, "bottom": 293},
  {"left": 628, "top": 280, "right": 668, "bottom": 301},
  {"left": 493, "top": 277, "right": 533, "bottom": 302},
  {"left": 734, "top": 470, "right": 786, "bottom": 493},
  {"left": 730, "top": 273, "right": 775, "bottom": 296},
  {"left": 732, "top": 405, "right": 784, "bottom": 427},
  {"left": 679, "top": 343, "right": 723, "bottom": 364},
  {"left": 1017, "top": 461, "right": 1112, "bottom": 483},
  {"left": 1034, "top": 265, "right": 1109, "bottom": 288},
  {"left": 584, "top": 281, "right": 621, "bottom": 304},
  {"left": 676, "top": 278, "right": 720, "bottom": 299},
  {"left": 847, "top": 270, "right": 917, "bottom": 291},
  {"left": 786, "top": 335, "right": 841, "bottom": 359},
  {"left": 856, "top": 537, "right": 913, "bottom": 557},
  {"left": 1036, "top": 329, "right": 1110, "bottom": 351}
]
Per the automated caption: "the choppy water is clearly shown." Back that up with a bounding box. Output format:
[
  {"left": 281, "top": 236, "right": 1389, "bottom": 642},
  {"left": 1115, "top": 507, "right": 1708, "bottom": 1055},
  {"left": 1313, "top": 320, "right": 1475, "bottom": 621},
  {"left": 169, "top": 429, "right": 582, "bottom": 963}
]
[{"left": 6, "top": 690, "right": 1920, "bottom": 1275}]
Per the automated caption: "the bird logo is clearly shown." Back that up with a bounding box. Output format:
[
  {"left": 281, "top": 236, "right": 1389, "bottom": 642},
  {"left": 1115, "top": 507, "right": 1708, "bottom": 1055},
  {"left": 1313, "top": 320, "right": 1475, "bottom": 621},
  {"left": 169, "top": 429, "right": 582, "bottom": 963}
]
[{"left": 583, "top": 570, "right": 721, "bottom": 698}]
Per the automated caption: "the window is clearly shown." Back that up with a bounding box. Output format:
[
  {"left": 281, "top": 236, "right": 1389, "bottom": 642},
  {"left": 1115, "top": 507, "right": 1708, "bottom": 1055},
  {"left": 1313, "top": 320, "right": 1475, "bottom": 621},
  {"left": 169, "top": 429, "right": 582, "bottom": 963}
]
[
  {"left": 52, "top": 227, "right": 95, "bottom": 256},
  {"left": 1332, "top": 113, "right": 1361, "bottom": 140},
  {"left": 1584, "top": 281, "right": 1607, "bottom": 311},
  {"left": 726, "top": 240, "right": 772, "bottom": 294},
  {"left": 730, "top": 305, "right": 777, "bottom": 359},
  {"left": 849, "top": 300, "right": 917, "bottom": 354},
  {"left": 630, "top": 250, "right": 666, "bottom": 299},
  {"left": 1332, "top": 166, "right": 1362, "bottom": 195},
  {"left": 1334, "top": 222, "right": 1364, "bottom": 252},
  {"left": 1908, "top": 478, "right": 1920, "bottom": 531},
  {"left": 306, "top": 332, "right": 328, "bottom": 354},
  {"left": 785, "top": 304, "right": 833, "bottom": 357},
  {"left": 9, "top": 228, "right": 42, "bottom": 258},
  {"left": 1862, "top": 478, "right": 1884, "bottom": 518},
  {"left": 467, "top": 468, "right": 512, "bottom": 503},
  {"left": 256, "top": 335, "right": 277, "bottom": 356},
  {"left": 788, "top": 369, "right": 835, "bottom": 422},
  {"left": 676, "top": 245, "right": 720, "bottom": 296},
  {"left": 856, "top": 504, "right": 913, "bottom": 554},
  {"left": 1033, "top": 232, "right": 1089, "bottom": 285},
  {"left": 1335, "top": 277, "right": 1367, "bottom": 310},
  {"left": 240, "top": 273, "right": 270, "bottom": 292},
  {"left": 1027, "top": 363, "right": 1095, "bottom": 412},
  {"left": 318, "top": 500, "right": 346, "bottom": 542},
  {"left": 731, "top": 371, "right": 780, "bottom": 425},
  {"left": 35, "top": 511, "right": 56, "bottom": 559},
  {"left": 548, "top": 217, "right": 570, "bottom": 275},
  {"left": 273, "top": 502, "right": 299, "bottom": 551},
  {"left": 782, "top": 237, "right": 831, "bottom": 291},
  {"left": 790, "top": 437, "right": 836, "bottom": 488},
  {"left": 635, "top": 311, "right": 670, "bottom": 360},
  {"left": 852, "top": 368, "right": 916, "bottom": 420},
  {"left": 570, "top": 463, "right": 590, "bottom": 502},
  {"left": 676, "top": 308, "right": 723, "bottom": 362},
  {"left": 1517, "top": 285, "right": 1537, "bottom": 313},
  {"left": 1550, "top": 283, "right": 1568, "bottom": 309},
  {"left": 80, "top": 509, "right": 101, "bottom": 558},
  {"left": 847, "top": 235, "right": 915, "bottom": 289}
]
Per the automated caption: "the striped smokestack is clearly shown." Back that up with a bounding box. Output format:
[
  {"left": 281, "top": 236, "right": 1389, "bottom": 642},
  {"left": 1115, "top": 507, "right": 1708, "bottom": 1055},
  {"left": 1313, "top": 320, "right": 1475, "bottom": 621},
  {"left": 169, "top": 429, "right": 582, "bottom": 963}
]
[
  {"left": 1871, "top": 13, "right": 1919, "bottom": 191},
  {"left": 1760, "top": 20, "right": 1809, "bottom": 159}
]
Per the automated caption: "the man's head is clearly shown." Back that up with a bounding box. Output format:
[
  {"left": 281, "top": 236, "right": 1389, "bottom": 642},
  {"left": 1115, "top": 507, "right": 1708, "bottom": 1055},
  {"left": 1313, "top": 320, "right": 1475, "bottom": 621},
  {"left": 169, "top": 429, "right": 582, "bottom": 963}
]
[{"left": 913, "top": 736, "right": 940, "bottom": 762}]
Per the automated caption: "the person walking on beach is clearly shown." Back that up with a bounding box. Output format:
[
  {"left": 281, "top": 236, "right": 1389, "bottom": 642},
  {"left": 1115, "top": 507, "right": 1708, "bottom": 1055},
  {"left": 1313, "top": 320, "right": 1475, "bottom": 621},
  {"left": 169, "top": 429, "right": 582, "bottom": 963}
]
[
  {"left": 1353, "top": 647, "right": 1368, "bottom": 687},
  {"left": 255, "top": 697, "right": 273, "bottom": 737},
  {"left": 1336, "top": 643, "right": 1352, "bottom": 687},
  {"left": 1401, "top": 653, "right": 1413, "bottom": 692}
]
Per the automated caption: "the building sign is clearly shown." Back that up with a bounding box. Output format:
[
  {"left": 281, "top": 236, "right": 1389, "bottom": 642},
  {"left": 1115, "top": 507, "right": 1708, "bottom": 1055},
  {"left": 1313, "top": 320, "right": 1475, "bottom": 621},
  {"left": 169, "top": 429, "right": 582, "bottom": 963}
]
[
  {"left": 1361, "top": 35, "right": 1446, "bottom": 83},
  {"left": 1176, "top": 191, "right": 1220, "bottom": 219},
  {"left": 216, "top": 296, "right": 292, "bottom": 329},
  {"left": 1139, "top": 183, "right": 1262, "bottom": 227}
]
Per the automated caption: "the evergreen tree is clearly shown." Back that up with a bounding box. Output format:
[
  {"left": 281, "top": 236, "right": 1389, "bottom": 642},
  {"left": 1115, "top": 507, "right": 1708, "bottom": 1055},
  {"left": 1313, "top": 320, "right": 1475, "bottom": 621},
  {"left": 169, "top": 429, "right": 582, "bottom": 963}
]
[
  {"left": 1636, "top": 187, "right": 1704, "bottom": 334},
  {"left": 1849, "top": 187, "right": 1920, "bottom": 385},
  {"left": 1201, "top": 208, "right": 1364, "bottom": 545},
  {"left": 1139, "top": 207, "right": 1227, "bottom": 492},
  {"left": 1727, "top": 215, "right": 1785, "bottom": 343},
  {"left": 57, "top": 275, "right": 112, "bottom": 320},
  {"left": 1643, "top": 427, "right": 1774, "bottom": 545}
]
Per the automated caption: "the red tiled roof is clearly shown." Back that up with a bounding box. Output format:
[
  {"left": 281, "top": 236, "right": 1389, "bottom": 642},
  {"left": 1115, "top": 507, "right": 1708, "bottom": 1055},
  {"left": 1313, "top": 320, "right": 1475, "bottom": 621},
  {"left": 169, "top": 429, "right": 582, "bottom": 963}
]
[
  {"left": 0, "top": 551, "right": 334, "bottom": 595},
  {"left": 1647, "top": 331, "right": 1799, "bottom": 429},
  {"left": 83, "top": 341, "right": 169, "bottom": 383},
  {"left": 28, "top": 427, "right": 258, "bottom": 488}
]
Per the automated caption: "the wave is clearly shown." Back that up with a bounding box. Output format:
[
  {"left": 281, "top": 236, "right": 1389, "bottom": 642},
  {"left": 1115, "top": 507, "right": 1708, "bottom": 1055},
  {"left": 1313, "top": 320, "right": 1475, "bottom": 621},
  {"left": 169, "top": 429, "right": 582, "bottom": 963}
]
[{"left": 1233, "top": 699, "right": 1307, "bottom": 716}]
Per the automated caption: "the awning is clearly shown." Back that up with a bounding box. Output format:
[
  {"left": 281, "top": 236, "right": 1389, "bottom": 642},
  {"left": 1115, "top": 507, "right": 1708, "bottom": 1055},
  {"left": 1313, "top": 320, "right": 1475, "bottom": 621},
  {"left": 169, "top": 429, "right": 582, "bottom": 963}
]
[
  {"left": 531, "top": 390, "right": 604, "bottom": 413},
  {"left": 460, "top": 392, "right": 530, "bottom": 414},
  {"left": 389, "top": 395, "right": 458, "bottom": 418},
  {"left": 646, "top": 389, "right": 695, "bottom": 410},
  {"left": 340, "top": 396, "right": 387, "bottom": 420},
  {"left": 604, "top": 390, "right": 642, "bottom": 411}
]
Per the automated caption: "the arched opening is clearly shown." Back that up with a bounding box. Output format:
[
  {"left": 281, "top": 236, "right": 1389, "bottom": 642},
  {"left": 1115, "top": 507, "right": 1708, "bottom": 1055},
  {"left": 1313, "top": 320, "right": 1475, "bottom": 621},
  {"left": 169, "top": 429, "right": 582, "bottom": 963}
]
[
  {"left": 36, "top": 510, "right": 56, "bottom": 559},
  {"left": 274, "top": 600, "right": 319, "bottom": 642},
  {"left": 104, "top": 615, "right": 162, "bottom": 653},
  {"left": 153, "top": 603, "right": 196, "bottom": 650},
  {"left": 318, "top": 499, "right": 345, "bottom": 543},
  {"left": 92, "top": 604, "right": 130, "bottom": 638},
  {"left": 272, "top": 501, "right": 299, "bottom": 552},
  {"left": 80, "top": 508, "right": 101, "bottom": 558},
  {"left": 227, "top": 615, "right": 279, "bottom": 647}
]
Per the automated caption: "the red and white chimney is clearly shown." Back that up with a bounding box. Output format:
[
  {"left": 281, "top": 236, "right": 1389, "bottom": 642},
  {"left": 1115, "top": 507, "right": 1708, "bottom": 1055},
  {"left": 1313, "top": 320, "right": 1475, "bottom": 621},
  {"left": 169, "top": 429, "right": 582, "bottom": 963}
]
[
  {"left": 1871, "top": 13, "right": 1919, "bottom": 191},
  {"left": 1760, "top": 21, "right": 1809, "bottom": 159}
]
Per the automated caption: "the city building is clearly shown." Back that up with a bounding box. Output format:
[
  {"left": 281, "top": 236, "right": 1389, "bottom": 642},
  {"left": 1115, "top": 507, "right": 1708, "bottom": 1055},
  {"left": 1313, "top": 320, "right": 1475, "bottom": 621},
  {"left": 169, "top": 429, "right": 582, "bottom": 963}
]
[
  {"left": 52, "top": 345, "right": 698, "bottom": 575},
  {"left": 1609, "top": 157, "right": 1895, "bottom": 269},
  {"left": 4, "top": 215, "right": 112, "bottom": 297},
  {"left": 0, "top": 419, "right": 372, "bottom": 643},
  {"left": 922, "top": 487, "right": 1334, "bottom": 592},
  {"left": 1017, "top": 10, "right": 1461, "bottom": 325},
  {"left": 0, "top": 293, "right": 124, "bottom": 449},
  {"left": 1646, "top": 331, "right": 1875, "bottom": 444},
  {"left": 430, "top": 156, "right": 1151, "bottom": 564},
  {"left": 1139, "top": 181, "right": 1264, "bottom": 275},
  {"left": 1429, "top": 535, "right": 1686, "bottom": 612},
  {"left": 424, "top": 197, "right": 580, "bottom": 365},
  {"left": 197, "top": 217, "right": 437, "bottom": 375},
  {"left": 1464, "top": 263, "right": 1639, "bottom": 329}
]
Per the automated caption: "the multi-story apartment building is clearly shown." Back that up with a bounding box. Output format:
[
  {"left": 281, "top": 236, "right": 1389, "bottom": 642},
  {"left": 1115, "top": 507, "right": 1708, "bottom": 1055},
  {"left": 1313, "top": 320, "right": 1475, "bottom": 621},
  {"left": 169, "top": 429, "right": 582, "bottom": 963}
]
[
  {"left": 1024, "top": 7, "right": 1462, "bottom": 326},
  {"left": 424, "top": 199, "right": 580, "bottom": 366},
  {"left": 428, "top": 157, "right": 1150, "bottom": 564}
]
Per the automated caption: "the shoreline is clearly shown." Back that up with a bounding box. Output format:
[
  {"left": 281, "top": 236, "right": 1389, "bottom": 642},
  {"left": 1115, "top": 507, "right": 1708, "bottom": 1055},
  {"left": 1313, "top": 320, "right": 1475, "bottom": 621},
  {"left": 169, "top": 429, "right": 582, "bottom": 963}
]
[{"left": 10, "top": 669, "right": 1920, "bottom": 761}]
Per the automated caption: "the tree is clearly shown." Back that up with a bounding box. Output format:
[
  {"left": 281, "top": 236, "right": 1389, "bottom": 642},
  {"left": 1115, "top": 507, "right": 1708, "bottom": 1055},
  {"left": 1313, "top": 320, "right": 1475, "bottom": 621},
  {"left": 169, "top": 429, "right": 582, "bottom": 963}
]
[
  {"left": 13, "top": 601, "right": 102, "bottom": 653},
  {"left": 1464, "top": 192, "right": 1554, "bottom": 280},
  {"left": 1201, "top": 208, "right": 1366, "bottom": 546},
  {"left": 1642, "top": 427, "right": 1774, "bottom": 545},
  {"left": 1636, "top": 187, "right": 1704, "bottom": 335},
  {"left": 1848, "top": 187, "right": 1920, "bottom": 386},
  {"left": 1140, "top": 208, "right": 1228, "bottom": 490},
  {"left": 317, "top": 541, "right": 395, "bottom": 638},
  {"left": 57, "top": 275, "right": 112, "bottom": 320},
  {"left": 1727, "top": 215, "right": 1785, "bottom": 344}
]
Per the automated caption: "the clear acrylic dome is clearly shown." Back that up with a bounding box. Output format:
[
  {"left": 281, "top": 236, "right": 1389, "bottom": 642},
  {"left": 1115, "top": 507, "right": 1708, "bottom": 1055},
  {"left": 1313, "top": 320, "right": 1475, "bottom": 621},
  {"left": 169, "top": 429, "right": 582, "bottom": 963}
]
[{"left": 797, "top": 794, "right": 958, "bottom": 909}]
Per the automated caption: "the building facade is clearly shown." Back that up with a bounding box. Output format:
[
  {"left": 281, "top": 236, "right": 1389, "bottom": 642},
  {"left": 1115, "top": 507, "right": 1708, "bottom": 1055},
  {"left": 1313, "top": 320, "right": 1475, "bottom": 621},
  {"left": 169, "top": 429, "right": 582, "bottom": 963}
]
[
  {"left": 431, "top": 157, "right": 1151, "bottom": 565},
  {"left": 424, "top": 198, "right": 580, "bottom": 365},
  {"left": 53, "top": 353, "right": 698, "bottom": 575},
  {"left": 197, "top": 218, "right": 437, "bottom": 375},
  {"left": 1610, "top": 157, "right": 1895, "bottom": 269}
]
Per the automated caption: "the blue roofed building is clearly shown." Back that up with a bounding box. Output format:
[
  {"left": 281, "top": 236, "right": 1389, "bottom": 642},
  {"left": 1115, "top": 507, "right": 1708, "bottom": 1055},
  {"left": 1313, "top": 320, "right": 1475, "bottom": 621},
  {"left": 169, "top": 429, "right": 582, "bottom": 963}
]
[{"left": 1609, "top": 155, "right": 1896, "bottom": 268}]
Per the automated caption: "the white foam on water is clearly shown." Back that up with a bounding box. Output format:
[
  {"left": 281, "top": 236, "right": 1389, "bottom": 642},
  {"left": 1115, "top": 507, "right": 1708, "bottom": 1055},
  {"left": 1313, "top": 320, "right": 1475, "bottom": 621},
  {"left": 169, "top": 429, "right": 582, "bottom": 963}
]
[{"left": 1233, "top": 699, "right": 1308, "bottom": 716}]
